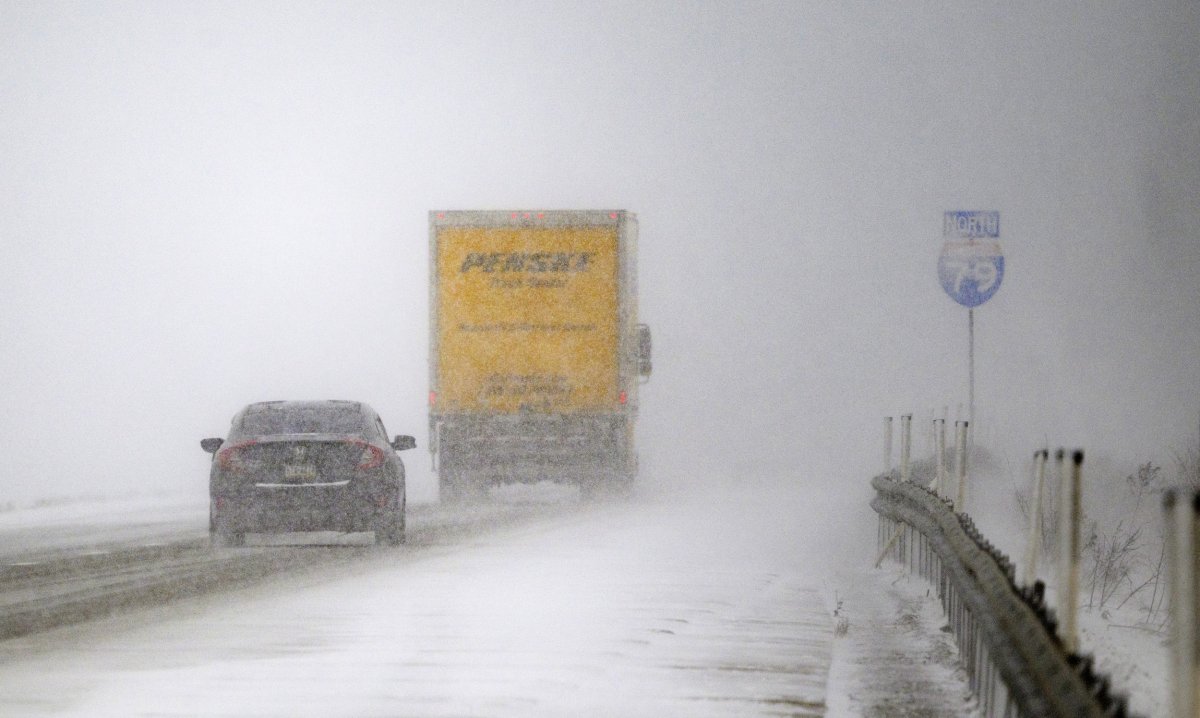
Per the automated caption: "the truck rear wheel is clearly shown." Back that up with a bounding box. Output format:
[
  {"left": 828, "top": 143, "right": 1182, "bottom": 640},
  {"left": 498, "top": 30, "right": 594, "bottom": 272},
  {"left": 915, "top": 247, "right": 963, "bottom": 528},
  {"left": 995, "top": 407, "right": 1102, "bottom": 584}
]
[
  {"left": 211, "top": 529, "right": 245, "bottom": 548},
  {"left": 440, "top": 471, "right": 485, "bottom": 504},
  {"left": 580, "top": 473, "right": 634, "bottom": 502},
  {"left": 611, "top": 473, "right": 635, "bottom": 499}
]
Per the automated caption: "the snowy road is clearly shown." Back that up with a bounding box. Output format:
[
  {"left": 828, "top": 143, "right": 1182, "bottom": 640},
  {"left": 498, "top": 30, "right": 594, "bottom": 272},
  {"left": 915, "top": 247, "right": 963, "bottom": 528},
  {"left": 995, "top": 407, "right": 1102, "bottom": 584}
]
[
  {"left": 0, "top": 492, "right": 582, "bottom": 641},
  {"left": 0, "top": 484, "right": 837, "bottom": 716}
]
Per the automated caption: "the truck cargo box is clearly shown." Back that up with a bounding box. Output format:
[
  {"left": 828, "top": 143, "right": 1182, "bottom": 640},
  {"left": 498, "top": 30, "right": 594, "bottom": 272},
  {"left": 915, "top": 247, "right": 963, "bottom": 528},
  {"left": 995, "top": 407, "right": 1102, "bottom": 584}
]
[{"left": 428, "top": 210, "right": 650, "bottom": 500}]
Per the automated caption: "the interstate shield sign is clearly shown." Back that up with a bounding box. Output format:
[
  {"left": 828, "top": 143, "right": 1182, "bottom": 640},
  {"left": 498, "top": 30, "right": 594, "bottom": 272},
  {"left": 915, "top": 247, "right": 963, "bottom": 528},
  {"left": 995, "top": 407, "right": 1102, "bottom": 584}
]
[{"left": 938, "top": 211, "right": 1004, "bottom": 308}]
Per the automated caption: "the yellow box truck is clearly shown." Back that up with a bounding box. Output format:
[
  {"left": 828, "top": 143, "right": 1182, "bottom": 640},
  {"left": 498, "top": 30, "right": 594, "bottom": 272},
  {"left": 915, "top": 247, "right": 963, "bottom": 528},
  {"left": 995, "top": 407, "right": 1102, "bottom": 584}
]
[{"left": 428, "top": 210, "right": 651, "bottom": 500}]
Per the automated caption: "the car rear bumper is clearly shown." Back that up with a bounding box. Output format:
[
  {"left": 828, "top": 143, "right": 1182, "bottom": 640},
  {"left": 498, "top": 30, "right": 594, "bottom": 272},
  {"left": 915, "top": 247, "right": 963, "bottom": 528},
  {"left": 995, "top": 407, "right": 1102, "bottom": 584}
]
[{"left": 211, "top": 484, "right": 401, "bottom": 533}]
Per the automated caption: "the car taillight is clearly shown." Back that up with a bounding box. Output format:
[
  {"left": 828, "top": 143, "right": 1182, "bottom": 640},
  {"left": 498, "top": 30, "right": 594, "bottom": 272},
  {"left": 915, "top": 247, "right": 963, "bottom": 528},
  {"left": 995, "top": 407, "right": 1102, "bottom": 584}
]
[
  {"left": 217, "top": 441, "right": 258, "bottom": 472},
  {"left": 351, "top": 441, "right": 385, "bottom": 471}
]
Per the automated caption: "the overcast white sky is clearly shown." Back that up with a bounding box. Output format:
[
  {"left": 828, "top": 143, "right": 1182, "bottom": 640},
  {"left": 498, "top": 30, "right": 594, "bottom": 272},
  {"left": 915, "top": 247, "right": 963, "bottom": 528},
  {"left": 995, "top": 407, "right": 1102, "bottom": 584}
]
[{"left": 1, "top": 2, "right": 1197, "bottom": 504}]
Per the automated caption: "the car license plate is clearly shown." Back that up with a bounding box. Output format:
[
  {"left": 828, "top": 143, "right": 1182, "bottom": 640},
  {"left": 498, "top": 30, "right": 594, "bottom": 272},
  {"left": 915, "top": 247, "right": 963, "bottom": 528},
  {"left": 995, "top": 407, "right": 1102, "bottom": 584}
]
[{"left": 283, "top": 463, "right": 318, "bottom": 481}]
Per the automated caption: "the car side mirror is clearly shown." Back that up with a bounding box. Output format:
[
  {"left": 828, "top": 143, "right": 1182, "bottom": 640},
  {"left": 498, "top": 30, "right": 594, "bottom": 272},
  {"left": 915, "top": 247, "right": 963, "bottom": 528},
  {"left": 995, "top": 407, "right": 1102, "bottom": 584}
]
[
  {"left": 391, "top": 435, "right": 417, "bottom": 451},
  {"left": 201, "top": 437, "right": 224, "bottom": 454}
]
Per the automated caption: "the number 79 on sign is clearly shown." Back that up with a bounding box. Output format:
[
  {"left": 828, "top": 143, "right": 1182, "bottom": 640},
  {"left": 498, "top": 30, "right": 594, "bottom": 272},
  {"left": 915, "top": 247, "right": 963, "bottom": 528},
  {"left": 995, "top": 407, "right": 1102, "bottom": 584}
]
[
  {"left": 943, "top": 258, "right": 998, "bottom": 294},
  {"left": 937, "top": 239, "right": 1004, "bottom": 308}
]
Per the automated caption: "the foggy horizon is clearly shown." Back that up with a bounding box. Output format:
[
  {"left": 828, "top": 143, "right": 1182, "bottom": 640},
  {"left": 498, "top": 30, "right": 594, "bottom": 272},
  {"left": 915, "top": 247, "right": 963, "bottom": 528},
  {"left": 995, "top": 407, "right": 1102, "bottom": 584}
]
[{"left": 2, "top": 2, "right": 1198, "bottom": 506}]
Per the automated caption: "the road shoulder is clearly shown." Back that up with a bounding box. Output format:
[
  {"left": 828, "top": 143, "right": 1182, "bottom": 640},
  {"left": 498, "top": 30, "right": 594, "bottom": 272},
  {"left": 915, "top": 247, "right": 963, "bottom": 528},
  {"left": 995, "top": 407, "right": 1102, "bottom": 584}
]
[{"left": 824, "top": 567, "right": 977, "bottom": 717}]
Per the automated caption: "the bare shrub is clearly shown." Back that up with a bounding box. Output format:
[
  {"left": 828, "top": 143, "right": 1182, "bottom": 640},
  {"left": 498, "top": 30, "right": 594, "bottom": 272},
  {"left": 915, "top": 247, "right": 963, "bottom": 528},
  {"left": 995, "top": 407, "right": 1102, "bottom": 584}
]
[
  {"left": 1079, "top": 461, "right": 1168, "bottom": 616},
  {"left": 1126, "top": 461, "right": 1164, "bottom": 511},
  {"left": 1016, "top": 455, "right": 1171, "bottom": 621},
  {"left": 1083, "top": 519, "right": 1142, "bottom": 610}
]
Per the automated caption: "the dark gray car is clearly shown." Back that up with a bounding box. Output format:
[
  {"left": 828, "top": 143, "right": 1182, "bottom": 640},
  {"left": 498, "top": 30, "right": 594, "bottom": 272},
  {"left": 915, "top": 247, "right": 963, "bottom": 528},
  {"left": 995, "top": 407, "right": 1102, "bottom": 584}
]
[{"left": 201, "top": 400, "right": 416, "bottom": 547}]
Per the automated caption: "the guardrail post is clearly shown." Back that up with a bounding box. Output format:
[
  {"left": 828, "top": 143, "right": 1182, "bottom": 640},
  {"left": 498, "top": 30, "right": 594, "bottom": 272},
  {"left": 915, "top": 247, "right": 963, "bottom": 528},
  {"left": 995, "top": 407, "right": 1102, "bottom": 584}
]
[
  {"left": 1060, "top": 449, "right": 1083, "bottom": 654},
  {"left": 883, "top": 416, "right": 893, "bottom": 476},
  {"left": 954, "top": 421, "right": 969, "bottom": 509},
  {"left": 931, "top": 420, "right": 940, "bottom": 497},
  {"left": 878, "top": 415, "right": 912, "bottom": 569},
  {"left": 1166, "top": 489, "right": 1199, "bottom": 718},
  {"left": 1187, "top": 493, "right": 1199, "bottom": 718},
  {"left": 1053, "top": 449, "right": 1066, "bottom": 608},
  {"left": 1022, "top": 449, "right": 1048, "bottom": 586},
  {"left": 875, "top": 517, "right": 901, "bottom": 569},
  {"left": 927, "top": 409, "right": 934, "bottom": 463}
]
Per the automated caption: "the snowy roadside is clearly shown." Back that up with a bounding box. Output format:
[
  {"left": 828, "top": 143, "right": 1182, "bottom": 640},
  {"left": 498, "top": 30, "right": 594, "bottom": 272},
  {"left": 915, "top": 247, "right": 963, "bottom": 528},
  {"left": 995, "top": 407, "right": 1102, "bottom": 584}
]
[
  {"left": 0, "top": 492, "right": 210, "bottom": 559},
  {"left": 824, "top": 566, "right": 977, "bottom": 718},
  {"left": 1075, "top": 605, "right": 1168, "bottom": 716},
  {"left": 0, "top": 491, "right": 206, "bottom": 529},
  {"left": 822, "top": 564, "right": 1170, "bottom": 717}
]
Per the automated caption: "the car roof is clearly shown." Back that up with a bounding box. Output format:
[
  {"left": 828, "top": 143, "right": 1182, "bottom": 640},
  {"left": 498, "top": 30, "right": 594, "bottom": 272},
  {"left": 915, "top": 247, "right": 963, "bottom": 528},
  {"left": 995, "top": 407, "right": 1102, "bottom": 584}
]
[
  {"left": 232, "top": 401, "right": 378, "bottom": 428},
  {"left": 229, "top": 401, "right": 381, "bottom": 437},
  {"left": 243, "top": 400, "right": 365, "bottom": 414}
]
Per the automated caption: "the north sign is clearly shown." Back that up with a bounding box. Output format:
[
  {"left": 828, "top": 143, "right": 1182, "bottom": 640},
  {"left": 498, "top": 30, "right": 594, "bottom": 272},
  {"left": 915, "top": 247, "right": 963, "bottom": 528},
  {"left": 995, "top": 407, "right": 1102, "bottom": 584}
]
[{"left": 938, "top": 211, "right": 1004, "bottom": 308}]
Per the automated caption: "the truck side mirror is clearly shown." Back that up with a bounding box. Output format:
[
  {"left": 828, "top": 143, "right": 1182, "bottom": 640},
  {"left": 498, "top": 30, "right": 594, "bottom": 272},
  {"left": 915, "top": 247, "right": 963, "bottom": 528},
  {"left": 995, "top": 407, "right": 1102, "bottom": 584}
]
[
  {"left": 391, "top": 435, "right": 417, "bottom": 451},
  {"left": 201, "top": 438, "right": 224, "bottom": 454},
  {"left": 636, "top": 324, "right": 652, "bottom": 378}
]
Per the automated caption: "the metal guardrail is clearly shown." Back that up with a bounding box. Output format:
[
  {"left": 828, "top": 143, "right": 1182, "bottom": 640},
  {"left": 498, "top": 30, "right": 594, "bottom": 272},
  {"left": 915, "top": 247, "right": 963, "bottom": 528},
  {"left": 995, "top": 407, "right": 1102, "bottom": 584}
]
[{"left": 872, "top": 473, "right": 1138, "bottom": 717}]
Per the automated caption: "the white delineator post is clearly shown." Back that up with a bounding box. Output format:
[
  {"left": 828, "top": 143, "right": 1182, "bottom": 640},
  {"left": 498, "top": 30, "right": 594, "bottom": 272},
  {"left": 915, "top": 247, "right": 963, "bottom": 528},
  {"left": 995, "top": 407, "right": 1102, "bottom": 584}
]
[
  {"left": 874, "top": 414, "right": 908, "bottom": 569},
  {"left": 954, "top": 421, "right": 969, "bottom": 510},
  {"left": 931, "top": 418, "right": 946, "bottom": 496},
  {"left": 1060, "top": 450, "right": 1083, "bottom": 654},
  {"left": 1022, "top": 449, "right": 1048, "bottom": 586},
  {"left": 928, "top": 409, "right": 936, "bottom": 467},
  {"left": 1166, "top": 489, "right": 1199, "bottom": 718},
  {"left": 939, "top": 419, "right": 946, "bottom": 484},
  {"left": 1053, "top": 449, "right": 1067, "bottom": 623},
  {"left": 883, "top": 417, "right": 893, "bottom": 476},
  {"left": 1189, "top": 494, "right": 1200, "bottom": 718}
]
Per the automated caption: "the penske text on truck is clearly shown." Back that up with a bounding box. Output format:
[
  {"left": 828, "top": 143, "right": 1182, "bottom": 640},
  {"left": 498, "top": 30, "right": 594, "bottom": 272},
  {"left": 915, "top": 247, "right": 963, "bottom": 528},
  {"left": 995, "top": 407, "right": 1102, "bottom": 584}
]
[{"left": 428, "top": 210, "right": 651, "bottom": 500}]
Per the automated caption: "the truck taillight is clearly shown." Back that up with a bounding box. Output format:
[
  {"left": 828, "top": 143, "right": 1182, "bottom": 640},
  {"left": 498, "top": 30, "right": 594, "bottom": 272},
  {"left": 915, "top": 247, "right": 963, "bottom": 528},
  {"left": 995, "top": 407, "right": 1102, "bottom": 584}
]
[
  {"left": 619, "top": 391, "right": 628, "bottom": 405},
  {"left": 429, "top": 391, "right": 437, "bottom": 406}
]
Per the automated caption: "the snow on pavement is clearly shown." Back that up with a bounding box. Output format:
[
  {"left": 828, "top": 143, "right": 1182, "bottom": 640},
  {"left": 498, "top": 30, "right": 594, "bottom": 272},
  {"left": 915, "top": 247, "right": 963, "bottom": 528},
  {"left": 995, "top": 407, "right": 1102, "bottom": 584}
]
[
  {"left": 825, "top": 567, "right": 976, "bottom": 717},
  {"left": 0, "top": 485, "right": 837, "bottom": 717}
]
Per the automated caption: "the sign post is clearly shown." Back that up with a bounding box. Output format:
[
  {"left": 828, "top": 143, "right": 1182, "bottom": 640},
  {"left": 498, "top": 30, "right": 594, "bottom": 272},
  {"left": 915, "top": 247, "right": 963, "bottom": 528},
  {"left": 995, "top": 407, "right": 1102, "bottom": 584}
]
[{"left": 938, "top": 211, "right": 1003, "bottom": 443}]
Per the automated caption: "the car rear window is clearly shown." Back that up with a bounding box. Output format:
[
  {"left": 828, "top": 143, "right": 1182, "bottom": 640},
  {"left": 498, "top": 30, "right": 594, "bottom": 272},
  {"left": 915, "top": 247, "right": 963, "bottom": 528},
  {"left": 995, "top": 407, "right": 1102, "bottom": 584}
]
[{"left": 238, "top": 405, "right": 364, "bottom": 436}]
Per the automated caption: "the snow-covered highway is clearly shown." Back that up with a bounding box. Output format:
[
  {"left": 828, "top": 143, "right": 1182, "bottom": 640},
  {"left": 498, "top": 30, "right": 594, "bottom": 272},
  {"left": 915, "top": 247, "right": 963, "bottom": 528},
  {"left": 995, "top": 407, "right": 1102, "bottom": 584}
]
[
  {"left": 0, "top": 492, "right": 580, "bottom": 642},
  {"left": 0, "top": 484, "right": 846, "bottom": 716}
]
